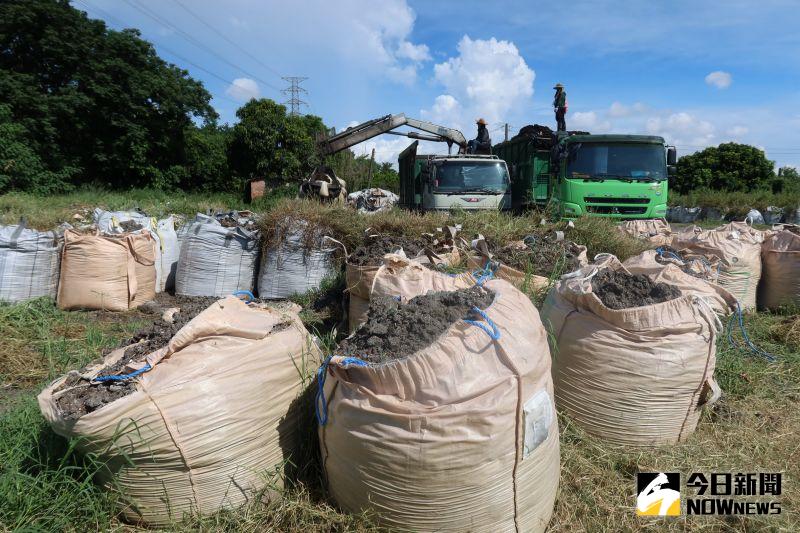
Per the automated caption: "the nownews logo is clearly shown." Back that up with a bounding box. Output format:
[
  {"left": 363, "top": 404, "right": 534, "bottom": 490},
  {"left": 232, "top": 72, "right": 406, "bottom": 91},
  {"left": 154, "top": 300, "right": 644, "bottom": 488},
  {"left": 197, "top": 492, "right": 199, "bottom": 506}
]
[
  {"left": 636, "top": 472, "right": 782, "bottom": 516},
  {"left": 636, "top": 473, "right": 681, "bottom": 516}
]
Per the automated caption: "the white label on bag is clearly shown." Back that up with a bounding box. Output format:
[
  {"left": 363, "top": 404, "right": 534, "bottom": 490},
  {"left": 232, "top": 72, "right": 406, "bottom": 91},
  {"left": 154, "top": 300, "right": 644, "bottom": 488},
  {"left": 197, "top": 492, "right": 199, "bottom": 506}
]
[{"left": 523, "top": 390, "right": 554, "bottom": 458}]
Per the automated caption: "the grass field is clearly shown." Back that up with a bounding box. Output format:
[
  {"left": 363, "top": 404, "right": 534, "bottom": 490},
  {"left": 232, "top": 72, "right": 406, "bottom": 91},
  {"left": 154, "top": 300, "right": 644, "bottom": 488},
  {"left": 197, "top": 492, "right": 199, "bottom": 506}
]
[{"left": 1, "top": 190, "right": 797, "bottom": 532}]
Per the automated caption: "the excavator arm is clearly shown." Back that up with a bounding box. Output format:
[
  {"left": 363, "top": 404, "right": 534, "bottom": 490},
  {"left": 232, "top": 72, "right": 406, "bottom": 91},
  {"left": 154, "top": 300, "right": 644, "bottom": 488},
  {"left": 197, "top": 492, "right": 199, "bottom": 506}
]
[{"left": 317, "top": 113, "right": 467, "bottom": 156}]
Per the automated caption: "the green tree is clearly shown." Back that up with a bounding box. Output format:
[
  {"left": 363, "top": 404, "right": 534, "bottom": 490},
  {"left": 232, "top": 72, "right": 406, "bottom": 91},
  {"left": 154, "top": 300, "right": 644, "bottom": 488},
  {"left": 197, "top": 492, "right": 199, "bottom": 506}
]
[
  {"left": 675, "top": 142, "right": 775, "bottom": 194},
  {"left": 0, "top": 0, "right": 217, "bottom": 192},
  {"left": 0, "top": 105, "right": 76, "bottom": 193},
  {"left": 228, "top": 99, "right": 325, "bottom": 186},
  {"left": 325, "top": 148, "right": 401, "bottom": 192},
  {"left": 183, "top": 124, "right": 233, "bottom": 191}
]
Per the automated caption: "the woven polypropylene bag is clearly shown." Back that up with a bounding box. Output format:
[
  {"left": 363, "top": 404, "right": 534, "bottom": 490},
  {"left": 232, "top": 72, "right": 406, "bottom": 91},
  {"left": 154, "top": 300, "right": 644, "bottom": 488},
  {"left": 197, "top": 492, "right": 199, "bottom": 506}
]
[
  {"left": 319, "top": 255, "right": 559, "bottom": 532},
  {"left": 257, "top": 225, "right": 336, "bottom": 299},
  {"left": 759, "top": 228, "right": 800, "bottom": 309},
  {"left": 38, "top": 297, "right": 318, "bottom": 526},
  {"left": 57, "top": 229, "right": 156, "bottom": 311},
  {"left": 93, "top": 209, "right": 179, "bottom": 293},
  {"left": 542, "top": 256, "right": 732, "bottom": 446},
  {"left": 175, "top": 214, "right": 260, "bottom": 297},
  {"left": 671, "top": 222, "right": 764, "bottom": 310},
  {"left": 345, "top": 249, "right": 460, "bottom": 332},
  {"left": 618, "top": 218, "right": 672, "bottom": 247},
  {"left": 0, "top": 223, "right": 62, "bottom": 302}
]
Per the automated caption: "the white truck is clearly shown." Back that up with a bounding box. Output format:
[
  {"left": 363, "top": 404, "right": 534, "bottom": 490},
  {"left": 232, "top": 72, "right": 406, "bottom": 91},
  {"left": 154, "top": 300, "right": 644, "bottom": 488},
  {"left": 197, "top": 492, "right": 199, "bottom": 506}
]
[{"left": 312, "top": 113, "right": 511, "bottom": 211}]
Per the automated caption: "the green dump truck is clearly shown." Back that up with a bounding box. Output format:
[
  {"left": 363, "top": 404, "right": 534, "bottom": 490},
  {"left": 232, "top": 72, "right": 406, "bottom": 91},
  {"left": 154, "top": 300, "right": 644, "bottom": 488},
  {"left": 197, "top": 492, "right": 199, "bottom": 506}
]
[{"left": 493, "top": 126, "right": 676, "bottom": 219}]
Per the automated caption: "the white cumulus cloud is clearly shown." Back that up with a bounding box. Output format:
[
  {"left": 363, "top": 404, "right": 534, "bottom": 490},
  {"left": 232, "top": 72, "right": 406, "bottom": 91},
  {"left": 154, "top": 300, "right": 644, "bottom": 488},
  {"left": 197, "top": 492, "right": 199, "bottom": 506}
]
[
  {"left": 727, "top": 125, "right": 749, "bottom": 137},
  {"left": 570, "top": 111, "right": 611, "bottom": 131},
  {"left": 225, "top": 78, "right": 260, "bottom": 102},
  {"left": 645, "top": 111, "right": 715, "bottom": 146},
  {"left": 423, "top": 35, "right": 535, "bottom": 133},
  {"left": 608, "top": 101, "right": 647, "bottom": 118},
  {"left": 705, "top": 71, "right": 732, "bottom": 89},
  {"left": 396, "top": 41, "right": 431, "bottom": 62}
]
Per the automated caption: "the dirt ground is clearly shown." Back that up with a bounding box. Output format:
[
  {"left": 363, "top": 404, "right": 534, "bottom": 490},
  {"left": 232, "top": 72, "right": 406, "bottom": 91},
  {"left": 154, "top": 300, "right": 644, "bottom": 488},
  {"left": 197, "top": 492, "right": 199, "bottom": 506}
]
[
  {"left": 53, "top": 295, "right": 220, "bottom": 419},
  {"left": 336, "top": 286, "right": 494, "bottom": 364},
  {"left": 348, "top": 235, "right": 427, "bottom": 266},
  {"left": 591, "top": 268, "right": 681, "bottom": 309},
  {"left": 491, "top": 238, "right": 582, "bottom": 276}
]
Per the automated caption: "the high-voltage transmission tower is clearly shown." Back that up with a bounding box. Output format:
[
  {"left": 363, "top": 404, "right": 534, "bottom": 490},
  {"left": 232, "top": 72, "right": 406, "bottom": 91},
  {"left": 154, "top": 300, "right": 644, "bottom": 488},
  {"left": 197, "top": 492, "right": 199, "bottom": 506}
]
[{"left": 281, "top": 76, "right": 308, "bottom": 116}]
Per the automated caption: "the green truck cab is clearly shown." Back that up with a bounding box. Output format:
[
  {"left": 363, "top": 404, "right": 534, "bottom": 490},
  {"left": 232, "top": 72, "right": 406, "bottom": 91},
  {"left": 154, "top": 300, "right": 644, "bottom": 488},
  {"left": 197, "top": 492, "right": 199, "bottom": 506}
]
[
  {"left": 494, "top": 129, "right": 676, "bottom": 219},
  {"left": 398, "top": 141, "right": 511, "bottom": 211}
]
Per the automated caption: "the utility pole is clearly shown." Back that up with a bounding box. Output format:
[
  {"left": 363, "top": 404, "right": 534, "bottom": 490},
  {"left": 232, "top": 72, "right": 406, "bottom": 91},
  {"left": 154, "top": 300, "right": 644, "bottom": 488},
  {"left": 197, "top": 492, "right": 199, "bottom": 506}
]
[
  {"left": 504, "top": 123, "right": 509, "bottom": 142},
  {"left": 367, "top": 148, "right": 376, "bottom": 190},
  {"left": 281, "top": 76, "right": 308, "bottom": 116}
]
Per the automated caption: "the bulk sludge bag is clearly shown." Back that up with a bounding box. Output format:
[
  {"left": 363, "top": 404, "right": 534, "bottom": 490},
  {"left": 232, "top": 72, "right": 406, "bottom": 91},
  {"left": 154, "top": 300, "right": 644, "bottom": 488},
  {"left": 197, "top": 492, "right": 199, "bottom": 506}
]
[
  {"left": 0, "top": 222, "right": 63, "bottom": 302},
  {"left": 542, "top": 255, "right": 735, "bottom": 446},
  {"left": 57, "top": 229, "right": 156, "bottom": 311},
  {"left": 671, "top": 221, "right": 764, "bottom": 310},
  {"left": 319, "top": 254, "right": 559, "bottom": 532},
  {"left": 623, "top": 248, "right": 720, "bottom": 284},
  {"left": 38, "top": 297, "right": 317, "bottom": 526},
  {"left": 258, "top": 219, "right": 337, "bottom": 299},
  {"left": 618, "top": 218, "right": 672, "bottom": 247},
  {"left": 466, "top": 234, "right": 588, "bottom": 291},
  {"left": 759, "top": 226, "right": 800, "bottom": 309},
  {"left": 346, "top": 229, "right": 461, "bottom": 331},
  {"left": 176, "top": 214, "right": 260, "bottom": 297},
  {"left": 93, "top": 209, "right": 180, "bottom": 293}
]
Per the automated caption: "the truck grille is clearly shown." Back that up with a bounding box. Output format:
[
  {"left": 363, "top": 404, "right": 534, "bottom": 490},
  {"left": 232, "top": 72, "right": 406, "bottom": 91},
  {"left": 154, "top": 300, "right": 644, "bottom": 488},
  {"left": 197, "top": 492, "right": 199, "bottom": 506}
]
[
  {"left": 586, "top": 205, "right": 648, "bottom": 215},
  {"left": 583, "top": 197, "right": 650, "bottom": 204}
]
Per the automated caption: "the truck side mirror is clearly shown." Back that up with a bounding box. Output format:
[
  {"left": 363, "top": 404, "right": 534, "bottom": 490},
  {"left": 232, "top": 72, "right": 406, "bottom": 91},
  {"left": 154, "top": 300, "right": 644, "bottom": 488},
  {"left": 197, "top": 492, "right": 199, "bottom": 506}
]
[
  {"left": 667, "top": 146, "right": 677, "bottom": 166},
  {"left": 668, "top": 165, "right": 677, "bottom": 178},
  {"left": 510, "top": 163, "right": 517, "bottom": 181}
]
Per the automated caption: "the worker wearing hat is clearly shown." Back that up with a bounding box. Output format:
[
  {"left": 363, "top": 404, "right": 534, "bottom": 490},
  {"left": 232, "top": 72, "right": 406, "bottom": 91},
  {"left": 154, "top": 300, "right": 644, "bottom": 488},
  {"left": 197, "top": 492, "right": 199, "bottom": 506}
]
[
  {"left": 553, "top": 83, "right": 567, "bottom": 131},
  {"left": 467, "top": 118, "right": 492, "bottom": 154}
]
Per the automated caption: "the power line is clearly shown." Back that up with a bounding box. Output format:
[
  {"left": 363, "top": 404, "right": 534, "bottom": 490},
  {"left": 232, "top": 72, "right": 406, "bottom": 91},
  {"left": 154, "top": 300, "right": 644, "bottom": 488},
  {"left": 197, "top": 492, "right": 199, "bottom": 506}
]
[
  {"left": 170, "top": 0, "right": 282, "bottom": 79},
  {"left": 74, "top": 0, "right": 243, "bottom": 107},
  {"left": 120, "top": 0, "right": 282, "bottom": 92},
  {"left": 282, "top": 76, "right": 308, "bottom": 116}
]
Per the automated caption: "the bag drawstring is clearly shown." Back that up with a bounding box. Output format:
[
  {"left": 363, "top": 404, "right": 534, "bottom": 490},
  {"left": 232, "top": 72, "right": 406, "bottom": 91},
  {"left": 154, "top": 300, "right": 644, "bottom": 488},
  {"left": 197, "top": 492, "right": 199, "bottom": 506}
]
[
  {"left": 472, "top": 260, "right": 497, "bottom": 287},
  {"left": 727, "top": 302, "right": 777, "bottom": 362},
  {"left": 315, "top": 355, "right": 368, "bottom": 427},
  {"left": 463, "top": 306, "right": 501, "bottom": 340},
  {"left": 91, "top": 363, "right": 153, "bottom": 383}
]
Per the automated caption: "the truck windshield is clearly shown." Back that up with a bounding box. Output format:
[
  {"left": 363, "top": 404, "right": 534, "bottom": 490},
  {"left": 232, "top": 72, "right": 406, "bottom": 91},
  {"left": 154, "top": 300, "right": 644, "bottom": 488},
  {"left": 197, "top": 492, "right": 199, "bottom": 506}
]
[
  {"left": 566, "top": 143, "right": 666, "bottom": 181},
  {"left": 434, "top": 161, "right": 509, "bottom": 193}
]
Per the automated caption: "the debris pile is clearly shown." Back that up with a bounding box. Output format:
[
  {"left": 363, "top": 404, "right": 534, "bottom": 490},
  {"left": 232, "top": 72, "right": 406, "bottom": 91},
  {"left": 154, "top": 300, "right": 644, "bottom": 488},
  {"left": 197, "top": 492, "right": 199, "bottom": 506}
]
[{"left": 346, "top": 188, "right": 398, "bottom": 213}]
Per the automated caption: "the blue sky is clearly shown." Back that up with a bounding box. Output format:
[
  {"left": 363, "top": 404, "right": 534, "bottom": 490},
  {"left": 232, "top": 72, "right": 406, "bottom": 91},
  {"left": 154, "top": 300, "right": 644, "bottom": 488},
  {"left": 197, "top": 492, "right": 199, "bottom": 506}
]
[{"left": 73, "top": 0, "right": 800, "bottom": 169}]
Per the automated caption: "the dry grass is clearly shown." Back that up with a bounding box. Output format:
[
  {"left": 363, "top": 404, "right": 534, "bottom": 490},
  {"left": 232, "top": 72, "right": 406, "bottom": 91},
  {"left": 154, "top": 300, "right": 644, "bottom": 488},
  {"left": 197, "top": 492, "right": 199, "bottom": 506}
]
[
  {"left": 257, "top": 200, "right": 649, "bottom": 267},
  {"left": 2, "top": 194, "right": 798, "bottom": 531},
  {"left": 770, "top": 315, "right": 800, "bottom": 350}
]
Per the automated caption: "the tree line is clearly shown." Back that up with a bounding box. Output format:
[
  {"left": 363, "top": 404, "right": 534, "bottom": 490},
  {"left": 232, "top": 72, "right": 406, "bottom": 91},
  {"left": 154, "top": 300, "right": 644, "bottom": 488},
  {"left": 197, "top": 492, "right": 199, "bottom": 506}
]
[{"left": 0, "top": 0, "right": 398, "bottom": 195}]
